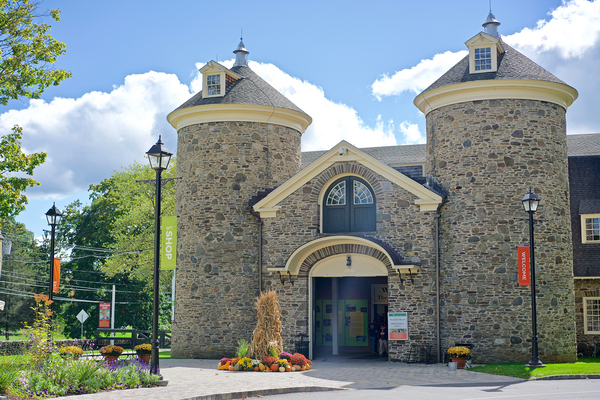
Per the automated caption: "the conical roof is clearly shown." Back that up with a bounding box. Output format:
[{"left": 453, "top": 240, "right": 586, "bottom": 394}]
[
  {"left": 421, "top": 41, "right": 571, "bottom": 94},
  {"left": 174, "top": 65, "right": 306, "bottom": 115}
]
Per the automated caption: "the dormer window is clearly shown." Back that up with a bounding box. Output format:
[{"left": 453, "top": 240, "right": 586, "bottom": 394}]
[
  {"left": 465, "top": 32, "right": 504, "bottom": 74},
  {"left": 474, "top": 47, "right": 492, "bottom": 71},
  {"left": 206, "top": 74, "right": 221, "bottom": 96},
  {"left": 199, "top": 61, "right": 242, "bottom": 99}
]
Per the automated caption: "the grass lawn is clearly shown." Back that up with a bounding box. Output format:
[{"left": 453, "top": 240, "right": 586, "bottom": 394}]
[{"left": 469, "top": 357, "right": 600, "bottom": 379}]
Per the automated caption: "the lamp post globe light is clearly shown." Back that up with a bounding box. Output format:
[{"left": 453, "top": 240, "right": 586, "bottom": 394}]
[
  {"left": 45, "top": 203, "right": 62, "bottom": 309},
  {"left": 146, "top": 135, "right": 172, "bottom": 376},
  {"left": 521, "top": 189, "right": 545, "bottom": 368}
]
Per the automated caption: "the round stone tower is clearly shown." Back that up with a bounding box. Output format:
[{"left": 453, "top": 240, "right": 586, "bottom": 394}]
[
  {"left": 414, "top": 15, "right": 579, "bottom": 363},
  {"left": 167, "top": 41, "right": 312, "bottom": 358}
]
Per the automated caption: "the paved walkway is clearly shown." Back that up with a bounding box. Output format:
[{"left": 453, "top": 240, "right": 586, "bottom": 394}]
[{"left": 72, "top": 355, "right": 525, "bottom": 400}]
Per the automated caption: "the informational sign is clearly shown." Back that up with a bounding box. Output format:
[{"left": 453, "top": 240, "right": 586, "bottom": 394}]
[
  {"left": 518, "top": 246, "right": 531, "bottom": 286},
  {"left": 349, "top": 311, "right": 364, "bottom": 337},
  {"left": 99, "top": 303, "right": 111, "bottom": 328},
  {"left": 372, "top": 284, "right": 388, "bottom": 304},
  {"left": 388, "top": 312, "right": 408, "bottom": 340},
  {"left": 77, "top": 309, "right": 89, "bottom": 323},
  {"left": 53, "top": 258, "right": 61, "bottom": 293},
  {"left": 161, "top": 216, "right": 177, "bottom": 270},
  {"left": 0, "top": 300, "right": 5, "bottom": 311}
]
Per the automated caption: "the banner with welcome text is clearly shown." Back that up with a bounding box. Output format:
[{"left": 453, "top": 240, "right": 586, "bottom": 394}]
[{"left": 161, "top": 216, "right": 177, "bottom": 270}]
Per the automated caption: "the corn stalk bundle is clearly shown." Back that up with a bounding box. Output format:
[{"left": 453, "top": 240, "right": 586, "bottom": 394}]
[{"left": 250, "top": 290, "right": 283, "bottom": 359}]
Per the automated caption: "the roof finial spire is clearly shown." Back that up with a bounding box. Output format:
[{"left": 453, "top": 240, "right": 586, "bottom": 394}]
[
  {"left": 233, "top": 33, "right": 249, "bottom": 67},
  {"left": 483, "top": 7, "right": 501, "bottom": 38}
]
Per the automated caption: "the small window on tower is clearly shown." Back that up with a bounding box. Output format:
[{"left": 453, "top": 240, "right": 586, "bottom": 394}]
[
  {"left": 206, "top": 74, "right": 221, "bottom": 96},
  {"left": 474, "top": 47, "right": 492, "bottom": 71}
]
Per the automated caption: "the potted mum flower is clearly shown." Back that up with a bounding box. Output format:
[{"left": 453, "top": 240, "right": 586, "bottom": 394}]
[
  {"left": 134, "top": 343, "right": 152, "bottom": 364},
  {"left": 59, "top": 345, "right": 84, "bottom": 361},
  {"left": 447, "top": 346, "right": 471, "bottom": 369},
  {"left": 99, "top": 345, "right": 124, "bottom": 363}
]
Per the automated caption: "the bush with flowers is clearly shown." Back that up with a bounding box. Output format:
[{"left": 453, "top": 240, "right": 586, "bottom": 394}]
[
  {"left": 59, "top": 345, "right": 84, "bottom": 360},
  {"left": 447, "top": 346, "right": 471, "bottom": 358},
  {"left": 100, "top": 345, "right": 124, "bottom": 357},
  {"left": 134, "top": 343, "right": 152, "bottom": 354}
]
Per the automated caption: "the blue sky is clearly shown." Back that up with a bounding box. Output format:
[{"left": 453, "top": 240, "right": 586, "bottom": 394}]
[{"left": 4, "top": 0, "right": 600, "bottom": 237}]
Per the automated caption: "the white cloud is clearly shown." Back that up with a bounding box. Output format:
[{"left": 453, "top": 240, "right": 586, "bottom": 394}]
[
  {"left": 399, "top": 121, "right": 425, "bottom": 144},
  {"left": 369, "top": 0, "right": 600, "bottom": 135},
  {"left": 503, "top": 0, "right": 600, "bottom": 59},
  {"left": 1, "top": 71, "right": 191, "bottom": 197},
  {"left": 371, "top": 51, "right": 467, "bottom": 100}
]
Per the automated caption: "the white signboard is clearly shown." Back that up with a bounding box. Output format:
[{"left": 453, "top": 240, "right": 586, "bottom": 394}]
[
  {"left": 77, "top": 309, "right": 89, "bottom": 323},
  {"left": 388, "top": 312, "right": 408, "bottom": 340},
  {"left": 0, "top": 300, "right": 5, "bottom": 311}
]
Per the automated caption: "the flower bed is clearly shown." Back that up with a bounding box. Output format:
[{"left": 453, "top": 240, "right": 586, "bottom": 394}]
[{"left": 217, "top": 351, "right": 312, "bottom": 372}]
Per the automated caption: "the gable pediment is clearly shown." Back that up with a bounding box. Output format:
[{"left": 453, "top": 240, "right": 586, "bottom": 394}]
[
  {"left": 252, "top": 141, "right": 443, "bottom": 218},
  {"left": 199, "top": 61, "right": 242, "bottom": 79}
]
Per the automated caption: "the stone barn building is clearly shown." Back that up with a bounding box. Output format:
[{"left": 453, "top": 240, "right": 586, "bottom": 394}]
[{"left": 167, "top": 13, "right": 600, "bottom": 363}]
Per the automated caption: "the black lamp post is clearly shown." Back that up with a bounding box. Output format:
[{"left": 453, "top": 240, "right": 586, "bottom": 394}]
[
  {"left": 146, "top": 135, "right": 172, "bottom": 376},
  {"left": 45, "top": 203, "right": 62, "bottom": 309},
  {"left": 521, "top": 189, "right": 545, "bottom": 368}
]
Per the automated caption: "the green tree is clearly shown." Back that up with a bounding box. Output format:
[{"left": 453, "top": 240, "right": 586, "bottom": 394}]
[
  {"left": 0, "top": 1, "right": 71, "bottom": 221},
  {"left": 0, "top": 217, "right": 47, "bottom": 333},
  {"left": 0, "top": 125, "right": 46, "bottom": 221},
  {"left": 0, "top": 0, "right": 71, "bottom": 105},
  {"left": 55, "top": 160, "right": 176, "bottom": 337}
]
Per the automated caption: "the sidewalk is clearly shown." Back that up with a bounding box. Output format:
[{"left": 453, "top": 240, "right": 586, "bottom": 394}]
[{"left": 72, "top": 355, "right": 524, "bottom": 400}]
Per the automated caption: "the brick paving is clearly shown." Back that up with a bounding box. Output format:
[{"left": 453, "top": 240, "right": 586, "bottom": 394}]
[{"left": 67, "top": 355, "right": 523, "bottom": 400}]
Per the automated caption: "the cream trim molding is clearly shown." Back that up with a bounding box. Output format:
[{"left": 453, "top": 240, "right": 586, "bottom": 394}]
[
  {"left": 167, "top": 103, "right": 313, "bottom": 133},
  {"left": 268, "top": 235, "right": 409, "bottom": 276},
  {"left": 309, "top": 254, "right": 388, "bottom": 277},
  {"left": 253, "top": 140, "right": 443, "bottom": 217},
  {"left": 414, "top": 79, "right": 578, "bottom": 115}
]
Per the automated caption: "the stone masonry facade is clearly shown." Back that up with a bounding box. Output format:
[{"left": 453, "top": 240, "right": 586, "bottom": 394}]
[
  {"left": 426, "top": 99, "right": 577, "bottom": 363},
  {"left": 259, "top": 161, "right": 440, "bottom": 361},
  {"left": 172, "top": 121, "right": 302, "bottom": 358}
]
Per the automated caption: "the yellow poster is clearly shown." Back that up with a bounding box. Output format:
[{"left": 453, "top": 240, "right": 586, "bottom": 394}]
[{"left": 349, "top": 311, "right": 364, "bottom": 337}]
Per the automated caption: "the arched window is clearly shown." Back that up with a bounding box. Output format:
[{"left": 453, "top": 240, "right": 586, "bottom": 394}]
[{"left": 323, "top": 176, "right": 376, "bottom": 233}]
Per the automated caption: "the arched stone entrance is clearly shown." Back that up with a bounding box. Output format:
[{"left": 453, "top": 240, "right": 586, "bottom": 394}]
[{"left": 308, "top": 252, "right": 389, "bottom": 359}]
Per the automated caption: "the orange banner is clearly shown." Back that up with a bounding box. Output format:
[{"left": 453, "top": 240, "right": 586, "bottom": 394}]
[
  {"left": 518, "top": 246, "right": 530, "bottom": 286},
  {"left": 53, "top": 258, "right": 61, "bottom": 293},
  {"left": 99, "top": 303, "right": 111, "bottom": 328}
]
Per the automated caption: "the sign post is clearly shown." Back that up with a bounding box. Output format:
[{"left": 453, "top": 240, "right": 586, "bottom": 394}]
[{"left": 76, "top": 309, "right": 89, "bottom": 339}]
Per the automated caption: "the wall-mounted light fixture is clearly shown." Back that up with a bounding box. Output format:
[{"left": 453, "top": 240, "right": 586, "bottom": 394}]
[{"left": 346, "top": 255, "right": 351, "bottom": 266}]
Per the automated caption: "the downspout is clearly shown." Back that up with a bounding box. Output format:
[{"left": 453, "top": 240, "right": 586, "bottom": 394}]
[
  {"left": 258, "top": 217, "right": 263, "bottom": 293},
  {"left": 434, "top": 210, "right": 441, "bottom": 363},
  {"left": 433, "top": 198, "right": 446, "bottom": 364}
]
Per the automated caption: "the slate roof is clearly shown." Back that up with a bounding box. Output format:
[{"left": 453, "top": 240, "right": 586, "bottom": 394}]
[
  {"left": 422, "top": 41, "right": 572, "bottom": 93},
  {"left": 567, "top": 134, "right": 600, "bottom": 157},
  {"left": 301, "top": 134, "right": 600, "bottom": 168},
  {"left": 580, "top": 199, "right": 600, "bottom": 215},
  {"left": 174, "top": 65, "right": 306, "bottom": 114},
  {"left": 301, "top": 143, "right": 426, "bottom": 169}
]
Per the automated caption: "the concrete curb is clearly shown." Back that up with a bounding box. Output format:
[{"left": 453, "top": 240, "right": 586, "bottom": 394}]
[
  {"left": 531, "top": 374, "right": 600, "bottom": 380},
  {"left": 179, "top": 386, "right": 344, "bottom": 400}
]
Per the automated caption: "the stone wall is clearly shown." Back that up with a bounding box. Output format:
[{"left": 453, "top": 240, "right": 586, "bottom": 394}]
[
  {"left": 172, "top": 121, "right": 302, "bottom": 358},
  {"left": 574, "top": 279, "right": 600, "bottom": 355},
  {"left": 0, "top": 339, "right": 90, "bottom": 356},
  {"left": 426, "top": 99, "right": 577, "bottom": 363},
  {"left": 260, "top": 161, "right": 440, "bottom": 361}
]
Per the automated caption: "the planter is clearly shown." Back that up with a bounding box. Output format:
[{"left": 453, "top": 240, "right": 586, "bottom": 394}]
[
  {"left": 448, "top": 361, "right": 457, "bottom": 371},
  {"left": 451, "top": 357, "right": 467, "bottom": 369},
  {"left": 137, "top": 352, "right": 151, "bottom": 364},
  {"left": 103, "top": 355, "right": 120, "bottom": 364}
]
